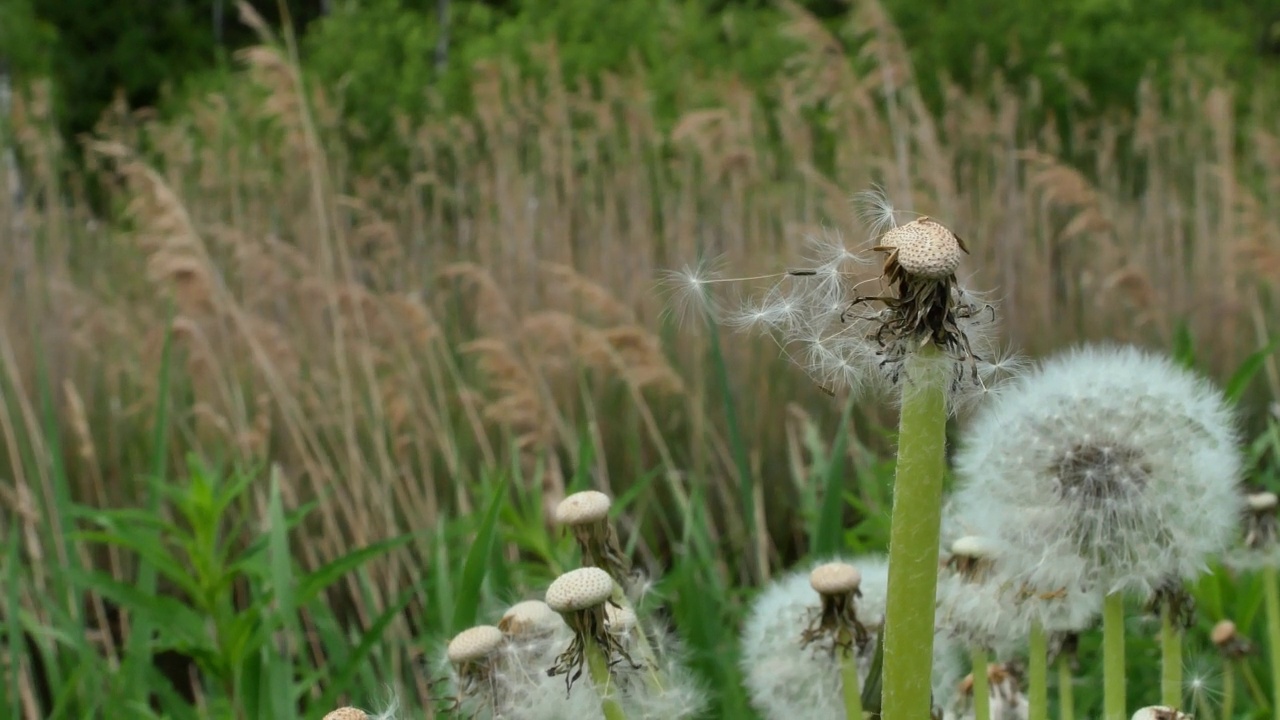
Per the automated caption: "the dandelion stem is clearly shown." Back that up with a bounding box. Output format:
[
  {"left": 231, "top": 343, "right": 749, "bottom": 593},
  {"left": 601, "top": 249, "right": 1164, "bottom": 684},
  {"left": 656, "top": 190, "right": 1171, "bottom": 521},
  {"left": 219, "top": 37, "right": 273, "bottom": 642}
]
[
  {"left": 1028, "top": 622, "right": 1048, "bottom": 720},
  {"left": 841, "top": 642, "right": 864, "bottom": 720},
  {"left": 1243, "top": 656, "right": 1270, "bottom": 710},
  {"left": 585, "top": 636, "right": 629, "bottom": 720},
  {"left": 1103, "top": 592, "right": 1126, "bottom": 720},
  {"left": 1267, "top": 565, "right": 1280, "bottom": 720},
  {"left": 1195, "top": 683, "right": 1217, "bottom": 720},
  {"left": 1222, "top": 658, "right": 1235, "bottom": 720},
  {"left": 881, "top": 348, "right": 948, "bottom": 720},
  {"left": 1057, "top": 656, "right": 1074, "bottom": 720},
  {"left": 1160, "top": 604, "right": 1182, "bottom": 708},
  {"left": 971, "top": 646, "right": 990, "bottom": 720}
]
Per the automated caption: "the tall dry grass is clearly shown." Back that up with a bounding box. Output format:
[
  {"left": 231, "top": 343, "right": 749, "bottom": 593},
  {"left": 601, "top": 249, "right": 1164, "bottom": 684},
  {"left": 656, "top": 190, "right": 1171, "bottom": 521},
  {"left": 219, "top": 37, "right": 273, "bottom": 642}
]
[{"left": 2, "top": 0, "right": 1280, "bottom": 710}]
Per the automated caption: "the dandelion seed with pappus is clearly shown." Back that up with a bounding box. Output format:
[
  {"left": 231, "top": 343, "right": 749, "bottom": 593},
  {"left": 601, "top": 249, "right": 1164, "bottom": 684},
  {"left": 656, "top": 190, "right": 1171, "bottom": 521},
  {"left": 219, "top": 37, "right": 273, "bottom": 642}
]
[{"left": 952, "top": 343, "right": 1243, "bottom": 720}]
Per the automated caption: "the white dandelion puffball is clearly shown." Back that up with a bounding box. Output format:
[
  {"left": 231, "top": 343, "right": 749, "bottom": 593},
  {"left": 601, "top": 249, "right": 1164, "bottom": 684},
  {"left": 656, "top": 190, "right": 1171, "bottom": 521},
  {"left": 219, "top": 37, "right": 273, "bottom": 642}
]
[
  {"left": 953, "top": 343, "right": 1243, "bottom": 597},
  {"left": 741, "top": 556, "right": 961, "bottom": 720}
]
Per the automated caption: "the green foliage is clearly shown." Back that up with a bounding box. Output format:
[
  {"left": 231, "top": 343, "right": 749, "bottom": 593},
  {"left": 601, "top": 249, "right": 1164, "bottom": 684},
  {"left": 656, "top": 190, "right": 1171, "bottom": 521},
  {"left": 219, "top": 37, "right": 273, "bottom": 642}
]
[{"left": 0, "top": 0, "right": 57, "bottom": 81}]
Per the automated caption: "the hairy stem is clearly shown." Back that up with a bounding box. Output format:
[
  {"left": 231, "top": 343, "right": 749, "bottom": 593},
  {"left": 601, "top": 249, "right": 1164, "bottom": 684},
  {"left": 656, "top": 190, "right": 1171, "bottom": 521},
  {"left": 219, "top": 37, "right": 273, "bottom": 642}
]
[
  {"left": 1103, "top": 592, "right": 1126, "bottom": 720},
  {"left": 881, "top": 350, "right": 948, "bottom": 720},
  {"left": 971, "top": 646, "right": 990, "bottom": 720},
  {"left": 1267, "top": 565, "right": 1280, "bottom": 720},
  {"left": 1161, "top": 605, "right": 1182, "bottom": 708},
  {"left": 586, "top": 636, "right": 629, "bottom": 720},
  {"left": 1028, "top": 622, "right": 1048, "bottom": 720}
]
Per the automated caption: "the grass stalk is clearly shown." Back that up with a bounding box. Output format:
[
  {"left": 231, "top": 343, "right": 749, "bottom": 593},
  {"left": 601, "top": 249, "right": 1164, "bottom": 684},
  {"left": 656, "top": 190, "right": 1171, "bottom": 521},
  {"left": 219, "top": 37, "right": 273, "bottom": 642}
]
[
  {"left": 1103, "top": 592, "right": 1127, "bottom": 720},
  {"left": 971, "top": 646, "right": 990, "bottom": 720},
  {"left": 880, "top": 349, "right": 948, "bottom": 720},
  {"left": 1057, "top": 656, "right": 1074, "bottom": 720},
  {"left": 1267, "top": 565, "right": 1280, "bottom": 720},
  {"left": 1028, "top": 622, "right": 1048, "bottom": 720},
  {"left": 1161, "top": 605, "right": 1183, "bottom": 708},
  {"left": 586, "top": 634, "right": 629, "bottom": 720}
]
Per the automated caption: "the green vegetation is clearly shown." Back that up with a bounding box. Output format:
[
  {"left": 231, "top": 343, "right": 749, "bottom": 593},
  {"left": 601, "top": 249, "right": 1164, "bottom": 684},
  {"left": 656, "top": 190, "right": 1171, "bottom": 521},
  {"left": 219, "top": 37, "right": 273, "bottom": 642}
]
[{"left": 3, "top": 0, "right": 1280, "bottom": 717}]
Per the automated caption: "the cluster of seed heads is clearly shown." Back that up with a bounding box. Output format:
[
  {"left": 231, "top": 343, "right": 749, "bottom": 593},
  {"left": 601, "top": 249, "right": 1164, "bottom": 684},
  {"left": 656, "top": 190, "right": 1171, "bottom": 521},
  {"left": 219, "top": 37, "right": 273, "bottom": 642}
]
[{"left": 433, "top": 490, "right": 703, "bottom": 719}]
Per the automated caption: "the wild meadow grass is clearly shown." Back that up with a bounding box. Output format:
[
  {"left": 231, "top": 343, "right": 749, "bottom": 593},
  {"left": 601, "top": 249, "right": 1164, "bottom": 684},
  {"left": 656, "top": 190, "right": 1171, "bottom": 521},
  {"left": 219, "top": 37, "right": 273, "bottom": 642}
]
[{"left": 2, "top": 1, "right": 1280, "bottom": 717}]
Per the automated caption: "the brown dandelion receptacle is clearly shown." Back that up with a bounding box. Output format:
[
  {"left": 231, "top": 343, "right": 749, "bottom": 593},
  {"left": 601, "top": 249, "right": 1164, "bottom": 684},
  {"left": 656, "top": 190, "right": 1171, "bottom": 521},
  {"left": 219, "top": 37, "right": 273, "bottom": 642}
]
[
  {"left": 555, "top": 491, "right": 635, "bottom": 592},
  {"left": 322, "top": 708, "right": 369, "bottom": 720},
  {"left": 849, "top": 215, "right": 988, "bottom": 388},
  {"left": 545, "top": 567, "right": 639, "bottom": 692},
  {"left": 944, "top": 535, "right": 1000, "bottom": 580},
  {"left": 800, "top": 562, "right": 870, "bottom": 656},
  {"left": 1211, "top": 619, "right": 1254, "bottom": 659},
  {"left": 1245, "top": 490, "right": 1279, "bottom": 550},
  {"left": 447, "top": 625, "right": 507, "bottom": 700},
  {"left": 877, "top": 217, "right": 967, "bottom": 280}
]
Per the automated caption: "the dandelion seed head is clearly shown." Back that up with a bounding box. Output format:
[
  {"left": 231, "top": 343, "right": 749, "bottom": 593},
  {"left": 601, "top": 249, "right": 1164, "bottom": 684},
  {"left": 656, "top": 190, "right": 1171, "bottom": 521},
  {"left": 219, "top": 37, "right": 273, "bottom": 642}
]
[
  {"left": 323, "top": 708, "right": 368, "bottom": 720},
  {"left": 1132, "top": 706, "right": 1193, "bottom": 720},
  {"left": 546, "top": 567, "right": 615, "bottom": 613},
  {"left": 447, "top": 625, "right": 505, "bottom": 665},
  {"left": 952, "top": 343, "right": 1244, "bottom": 598},
  {"left": 741, "top": 555, "right": 960, "bottom": 719},
  {"left": 881, "top": 218, "right": 964, "bottom": 280}
]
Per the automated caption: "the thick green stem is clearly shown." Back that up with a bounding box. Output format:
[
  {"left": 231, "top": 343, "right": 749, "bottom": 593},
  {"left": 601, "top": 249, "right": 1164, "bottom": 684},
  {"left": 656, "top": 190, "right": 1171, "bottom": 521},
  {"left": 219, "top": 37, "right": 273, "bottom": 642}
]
[
  {"left": 1103, "top": 592, "right": 1127, "bottom": 720},
  {"left": 1057, "top": 656, "right": 1074, "bottom": 720},
  {"left": 842, "top": 646, "right": 864, "bottom": 720},
  {"left": 1267, "top": 565, "right": 1280, "bottom": 720},
  {"left": 971, "top": 646, "right": 990, "bottom": 720},
  {"left": 1161, "top": 605, "right": 1182, "bottom": 708},
  {"left": 586, "top": 637, "right": 629, "bottom": 720},
  {"left": 881, "top": 352, "right": 948, "bottom": 720},
  {"left": 1028, "top": 623, "right": 1048, "bottom": 720}
]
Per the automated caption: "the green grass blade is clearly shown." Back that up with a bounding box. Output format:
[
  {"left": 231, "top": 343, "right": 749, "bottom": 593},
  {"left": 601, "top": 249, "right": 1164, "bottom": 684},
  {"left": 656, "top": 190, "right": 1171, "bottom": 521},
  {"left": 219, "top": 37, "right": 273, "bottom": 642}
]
[
  {"left": 813, "top": 397, "right": 856, "bottom": 556},
  {"left": 4, "top": 526, "right": 21, "bottom": 719},
  {"left": 122, "top": 303, "right": 176, "bottom": 700},
  {"left": 314, "top": 582, "right": 423, "bottom": 709},
  {"left": 450, "top": 471, "right": 508, "bottom": 633},
  {"left": 267, "top": 468, "right": 299, "bottom": 719},
  {"left": 1225, "top": 339, "right": 1280, "bottom": 405}
]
